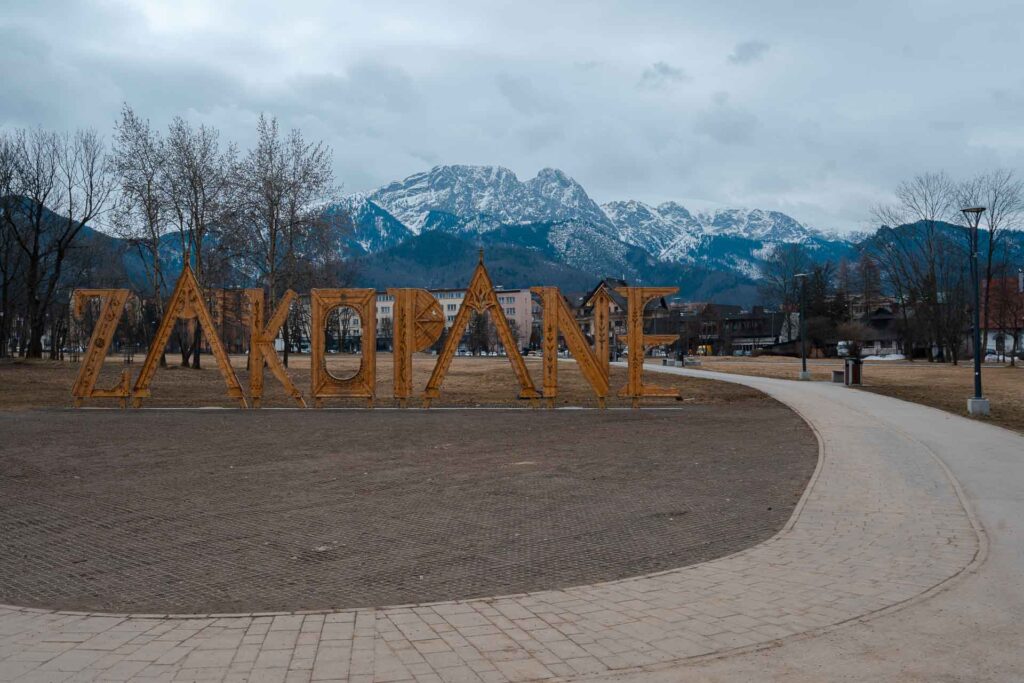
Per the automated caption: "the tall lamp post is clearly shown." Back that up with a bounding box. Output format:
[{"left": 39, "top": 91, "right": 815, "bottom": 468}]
[
  {"left": 962, "top": 206, "right": 989, "bottom": 416},
  {"left": 795, "top": 272, "right": 810, "bottom": 380}
]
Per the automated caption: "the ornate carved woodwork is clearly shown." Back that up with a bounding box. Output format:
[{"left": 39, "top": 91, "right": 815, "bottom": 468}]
[
  {"left": 244, "top": 289, "right": 306, "bottom": 408},
  {"left": 132, "top": 265, "right": 248, "bottom": 408},
  {"left": 388, "top": 288, "right": 444, "bottom": 407},
  {"left": 614, "top": 286, "right": 681, "bottom": 408},
  {"left": 423, "top": 253, "right": 540, "bottom": 408},
  {"left": 70, "top": 289, "right": 131, "bottom": 409},
  {"left": 310, "top": 288, "right": 377, "bottom": 408},
  {"left": 584, "top": 284, "right": 613, "bottom": 378},
  {"left": 532, "top": 286, "right": 610, "bottom": 408}
]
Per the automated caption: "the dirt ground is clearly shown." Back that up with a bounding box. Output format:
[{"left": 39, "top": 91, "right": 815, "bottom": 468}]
[
  {"left": 0, "top": 353, "right": 762, "bottom": 410},
  {"left": 672, "top": 355, "right": 1024, "bottom": 433},
  {"left": 0, "top": 405, "right": 816, "bottom": 614}
]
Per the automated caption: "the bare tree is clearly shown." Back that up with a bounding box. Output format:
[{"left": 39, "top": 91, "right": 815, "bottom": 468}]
[
  {"left": 956, "top": 169, "right": 1024, "bottom": 338},
  {"left": 110, "top": 104, "right": 169, "bottom": 365},
  {"left": 231, "top": 114, "right": 341, "bottom": 366},
  {"left": 0, "top": 127, "right": 114, "bottom": 358},
  {"left": 759, "top": 243, "right": 811, "bottom": 340},
  {"left": 468, "top": 311, "right": 490, "bottom": 355},
  {"left": 855, "top": 251, "right": 882, "bottom": 313},
  {"left": 868, "top": 172, "right": 959, "bottom": 361},
  {"left": 0, "top": 139, "right": 26, "bottom": 357},
  {"left": 163, "top": 117, "right": 236, "bottom": 367}
]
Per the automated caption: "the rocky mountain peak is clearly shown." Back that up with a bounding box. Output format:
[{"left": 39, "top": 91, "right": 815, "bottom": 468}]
[{"left": 368, "top": 164, "right": 610, "bottom": 235}]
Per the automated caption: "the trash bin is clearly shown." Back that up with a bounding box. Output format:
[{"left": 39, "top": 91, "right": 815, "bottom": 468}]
[{"left": 844, "top": 357, "right": 862, "bottom": 386}]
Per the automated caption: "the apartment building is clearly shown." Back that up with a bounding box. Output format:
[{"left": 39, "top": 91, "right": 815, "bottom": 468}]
[{"left": 348, "top": 288, "right": 534, "bottom": 349}]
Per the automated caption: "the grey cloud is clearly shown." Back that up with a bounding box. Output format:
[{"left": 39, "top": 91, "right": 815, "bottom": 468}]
[
  {"left": 517, "top": 121, "right": 565, "bottom": 152},
  {"left": 495, "top": 74, "right": 557, "bottom": 115},
  {"left": 2, "top": 1, "right": 1022, "bottom": 233},
  {"left": 694, "top": 93, "right": 758, "bottom": 145},
  {"left": 410, "top": 149, "right": 441, "bottom": 166},
  {"left": 638, "top": 61, "right": 690, "bottom": 89},
  {"left": 728, "top": 40, "right": 770, "bottom": 65}
]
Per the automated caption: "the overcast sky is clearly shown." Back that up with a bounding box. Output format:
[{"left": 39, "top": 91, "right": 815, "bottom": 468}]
[{"left": 3, "top": 0, "right": 1023, "bottom": 232}]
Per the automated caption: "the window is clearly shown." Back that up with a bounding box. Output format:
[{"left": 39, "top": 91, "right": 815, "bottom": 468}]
[
  {"left": 381, "top": 306, "right": 390, "bottom": 315},
  {"left": 447, "top": 303, "right": 457, "bottom": 311},
  {"left": 506, "top": 308, "right": 515, "bottom": 316},
  {"left": 446, "top": 315, "right": 455, "bottom": 323}
]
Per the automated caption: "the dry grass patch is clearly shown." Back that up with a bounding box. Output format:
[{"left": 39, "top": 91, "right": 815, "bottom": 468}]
[
  {"left": 0, "top": 353, "right": 762, "bottom": 410},
  {"left": 675, "top": 356, "right": 1024, "bottom": 433}
]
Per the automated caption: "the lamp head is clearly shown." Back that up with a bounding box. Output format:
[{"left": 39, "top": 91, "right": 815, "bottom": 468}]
[{"left": 961, "top": 206, "right": 986, "bottom": 228}]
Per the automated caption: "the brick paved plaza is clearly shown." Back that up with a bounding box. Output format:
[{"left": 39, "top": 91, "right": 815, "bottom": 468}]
[
  {"left": 0, "top": 405, "right": 814, "bottom": 614},
  {"left": 0, "top": 366, "right": 1014, "bottom": 681}
]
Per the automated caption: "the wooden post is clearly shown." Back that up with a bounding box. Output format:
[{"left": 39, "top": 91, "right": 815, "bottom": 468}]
[{"left": 587, "top": 285, "right": 613, "bottom": 378}]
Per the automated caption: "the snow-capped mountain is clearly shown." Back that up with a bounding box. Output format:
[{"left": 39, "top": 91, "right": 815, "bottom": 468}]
[
  {"left": 369, "top": 165, "right": 612, "bottom": 235},
  {"left": 335, "top": 165, "right": 855, "bottom": 294},
  {"left": 601, "top": 201, "right": 822, "bottom": 255},
  {"left": 697, "top": 208, "right": 818, "bottom": 243},
  {"left": 601, "top": 200, "right": 701, "bottom": 259},
  {"left": 328, "top": 193, "right": 412, "bottom": 255}
]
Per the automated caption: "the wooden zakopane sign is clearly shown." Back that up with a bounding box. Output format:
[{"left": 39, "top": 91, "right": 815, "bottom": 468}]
[
  {"left": 132, "top": 264, "right": 247, "bottom": 408},
  {"left": 532, "top": 286, "right": 609, "bottom": 408},
  {"left": 423, "top": 252, "right": 540, "bottom": 408},
  {"left": 70, "top": 288, "right": 132, "bottom": 408},
  {"left": 615, "top": 287, "right": 681, "bottom": 407},
  {"left": 389, "top": 288, "right": 445, "bottom": 407},
  {"left": 70, "top": 255, "right": 681, "bottom": 409},
  {"left": 245, "top": 289, "right": 305, "bottom": 408}
]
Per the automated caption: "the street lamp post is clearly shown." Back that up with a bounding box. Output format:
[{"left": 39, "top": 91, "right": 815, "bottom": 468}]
[
  {"left": 962, "top": 206, "right": 989, "bottom": 416},
  {"left": 795, "top": 273, "right": 810, "bottom": 380}
]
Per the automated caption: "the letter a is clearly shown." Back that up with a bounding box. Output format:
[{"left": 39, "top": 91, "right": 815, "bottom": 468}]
[
  {"left": 70, "top": 289, "right": 131, "bottom": 409},
  {"left": 245, "top": 289, "right": 306, "bottom": 408},
  {"left": 423, "top": 252, "right": 539, "bottom": 407},
  {"left": 132, "top": 264, "right": 247, "bottom": 408},
  {"left": 531, "top": 286, "right": 609, "bottom": 408}
]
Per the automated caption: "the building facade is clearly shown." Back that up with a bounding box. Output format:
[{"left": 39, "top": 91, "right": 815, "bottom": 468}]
[{"left": 347, "top": 288, "right": 534, "bottom": 349}]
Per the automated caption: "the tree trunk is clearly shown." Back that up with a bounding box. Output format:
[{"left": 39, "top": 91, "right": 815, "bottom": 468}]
[
  {"left": 178, "top": 321, "right": 191, "bottom": 367},
  {"left": 190, "top": 323, "right": 202, "bottom": 369},
  {"left": 282, "top": 319, "right": 290, "bottom": 368}
]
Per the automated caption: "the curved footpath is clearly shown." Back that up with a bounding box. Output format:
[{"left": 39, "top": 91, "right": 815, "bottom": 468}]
[{"left": 0, "top": 368, "right": 1018, "bottom": 682}]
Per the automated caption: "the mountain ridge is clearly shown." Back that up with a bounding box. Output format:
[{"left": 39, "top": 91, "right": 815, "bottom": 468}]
[{"left": 338, "top": 164, "right": 857, "bottom": 303}]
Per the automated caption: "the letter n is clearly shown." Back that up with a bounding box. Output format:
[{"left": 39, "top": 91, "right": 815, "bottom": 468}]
[{"left": 531, "top": 286, "right": 609, "bottom": 408}]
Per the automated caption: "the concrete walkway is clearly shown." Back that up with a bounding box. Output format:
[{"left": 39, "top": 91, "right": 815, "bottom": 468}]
[
  {"left": 0, "top": 368, "right": 1016, "bottom": 682},
  {"left": 609, "top": 367, "right": 1024, "bottom": 682}
]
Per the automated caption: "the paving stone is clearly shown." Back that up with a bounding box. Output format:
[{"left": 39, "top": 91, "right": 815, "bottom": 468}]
[{"left": 0, "top": 373, "right": 982, "bottom": 682}]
